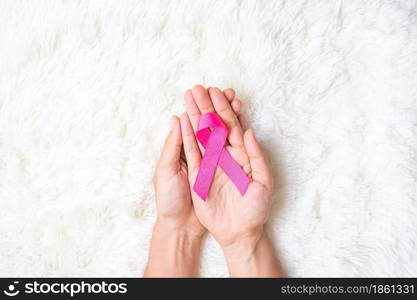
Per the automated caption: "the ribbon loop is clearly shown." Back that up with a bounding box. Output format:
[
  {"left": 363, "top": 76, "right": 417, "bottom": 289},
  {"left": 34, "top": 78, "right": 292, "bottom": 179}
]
[{"left": 193, "top": 112, "right": 250, "bottom": 200}]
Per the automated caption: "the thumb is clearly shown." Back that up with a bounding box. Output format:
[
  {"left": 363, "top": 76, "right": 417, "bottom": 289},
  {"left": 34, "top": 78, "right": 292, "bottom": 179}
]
[
  {"left": 158, "top": 116, "right": 182, "bottom": 174},
  {"left": 244, "top": 129, "right": 272, "bottom": 190}
]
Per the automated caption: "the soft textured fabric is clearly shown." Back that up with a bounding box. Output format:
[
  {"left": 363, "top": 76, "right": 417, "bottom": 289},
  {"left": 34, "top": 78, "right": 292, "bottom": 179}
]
[{"left": 0, "top": 0, "right": 416, "bottom": 277}]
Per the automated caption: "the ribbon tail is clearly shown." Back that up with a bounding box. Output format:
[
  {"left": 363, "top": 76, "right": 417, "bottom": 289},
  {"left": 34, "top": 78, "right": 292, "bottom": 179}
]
[{"left": 218, "top": 149, "right": 250, "bottom": 195}]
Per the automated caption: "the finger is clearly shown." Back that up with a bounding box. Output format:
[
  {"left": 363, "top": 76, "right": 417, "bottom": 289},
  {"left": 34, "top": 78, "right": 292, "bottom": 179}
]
[
  {"left": 184, "top": 89, "right": 200, "bottom": 134},
  {"left": 224, "top": 87, "right": 243, "bottom": 122},
  {"left": 231, "top": 98, "right": 242, "bottom": 114},
  {"left": 224, "top": 90, "right": 244, "bottom": 127},
  {"left": 223, "top": 88, "right": 235, "bottom": 102},
  {"left": 244, "top": 129, "right": 272, "bottom": 190},
  {"left": 184, "top": 89, "right": 206, "bottom": 153},
  {"left": 208, "top": 87, "right": 244, "bottom": 148},
  {"left": 238, "top": 113, "right": 247, "bottom": 130},
  {"left": 180, "top": 113, "right": 201, "bottom": 174},
  {"left": 158, "top": 116, "right": 182, "bottom": 174},
  {"left": 192, "top": 84, "right": 216, "bottom": 115}
]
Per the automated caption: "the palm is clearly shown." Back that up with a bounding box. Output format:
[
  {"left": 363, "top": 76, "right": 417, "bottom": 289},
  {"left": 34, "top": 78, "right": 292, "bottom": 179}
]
[
  {"left": 155, "top": 160, "right": 205, "bottom": 237},
  {"left": 189, "top": 145, "right": 270, "bottom": 246}
]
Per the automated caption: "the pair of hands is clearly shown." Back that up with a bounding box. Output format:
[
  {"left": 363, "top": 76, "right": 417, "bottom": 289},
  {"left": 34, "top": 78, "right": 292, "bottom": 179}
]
[{"left": 146, "top": 85, "right": 281, "bottom": 277}]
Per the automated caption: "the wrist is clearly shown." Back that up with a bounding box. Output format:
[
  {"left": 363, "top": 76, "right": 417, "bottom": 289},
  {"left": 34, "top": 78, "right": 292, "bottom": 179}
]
[
  {"left": 144, "top": 219, "right": 203, "bottom": 277},
  {"left": 153, "top": 218, "right": 204, "bottom": 244},
  {"left": 221, "top": 227, "right": 264, "bottom": 261},
  {"left": 221, "top": 228, "right": 283, "bottom": 277}
]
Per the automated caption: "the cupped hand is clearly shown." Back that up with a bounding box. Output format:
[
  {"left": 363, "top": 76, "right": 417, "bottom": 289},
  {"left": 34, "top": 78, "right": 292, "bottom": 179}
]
[
  {"left": 180, "top": 85, "right": 273, "bottom": 248},
  {"left": 153, "top": 116, "right": 205, "bottom": 238},
  {"left": 153, "top": 88, "right": 246, "bottom": 239}
]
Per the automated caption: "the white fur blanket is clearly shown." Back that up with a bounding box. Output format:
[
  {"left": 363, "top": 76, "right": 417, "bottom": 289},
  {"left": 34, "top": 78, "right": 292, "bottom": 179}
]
[{"left": 0, "top": 0, "right": 416, "bottom": 277}]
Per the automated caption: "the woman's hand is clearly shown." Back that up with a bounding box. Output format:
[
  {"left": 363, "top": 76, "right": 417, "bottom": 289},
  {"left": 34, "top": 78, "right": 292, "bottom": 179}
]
[
  {"left": 152, "top": 116, "right": 206, "bottom": 238},
  {"left": 180, "top": 85, "right": 283, "bottom": 277},
  {"left": 145, "top": 88, "right": 245, "bottom": 277},
  {"left": 181, "top": 85, "right": 272, "bottom": 247},
  {"left": 144, "top": 116, "right": 205, "bottom": 277}
]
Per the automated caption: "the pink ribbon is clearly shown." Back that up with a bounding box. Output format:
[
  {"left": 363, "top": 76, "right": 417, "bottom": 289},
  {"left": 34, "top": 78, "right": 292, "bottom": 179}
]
[{"left": 193, "top": 112, "right": 250, "bottom": 200}]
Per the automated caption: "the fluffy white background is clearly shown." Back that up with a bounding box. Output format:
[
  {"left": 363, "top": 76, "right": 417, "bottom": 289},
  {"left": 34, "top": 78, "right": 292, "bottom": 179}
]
[{"left": 0, "top": 0, "right": 416, "bottom": 277}]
